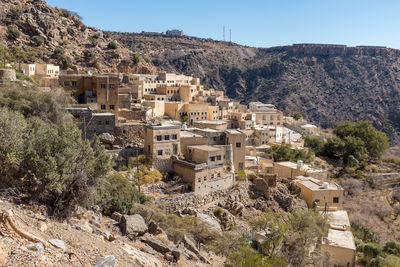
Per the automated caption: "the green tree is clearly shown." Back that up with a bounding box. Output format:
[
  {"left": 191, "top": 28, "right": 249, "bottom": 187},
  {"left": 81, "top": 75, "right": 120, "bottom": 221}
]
[
  {"left": 333, "top": 121, "right": 389, "bottom": 159},
  {"left": 100, "top": 173, "right": 148, "bottom": 215},
  {"left": 384, "top": 240, "right": 400, "bottom": 256},
  {"left": 226, "top": 246, "right": 286, "bottom": 267},
  {"left": 266, "top": 144, "right": 314, "bottom": 163},
  {"left": 291, "top": 112, "right": 302, "bottom": 121},
  {"left": 304, "top": 134, "right": 324, "bottom": 155}
]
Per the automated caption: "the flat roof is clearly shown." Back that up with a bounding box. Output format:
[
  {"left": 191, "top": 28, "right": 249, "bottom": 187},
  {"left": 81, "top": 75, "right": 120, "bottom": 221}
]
[
  {"left": 180, "top": 131, "right": 204, "bottom": 138},
  {"left": 187, "top": 145, "right": 222, "bottom": 152},
  {"left": 225, "top": 129, "right": 243, "bottom": 135},
  {"left": 276, "top": 162, "right": 325, "bottom": 173},
  {"left": 323, "top": 229, "right": 356, "bottom": 250},
  {"left": 296, "top": 176, "right": 340, "bottom": 190},
  {"left": 323, "top": 210, "right": 351, "bottom": 229},
  {"left": 194, "top": 120, "right": 227, "bottom": 125},
  {"left": 145, "top": 123, "right": 181, "bottom": 130},
  {"left": 301, "top": 124, "right": 318, "bottom": 128},
  {"left": 93, "top": 112, "right": 115, "bottom": 116}
]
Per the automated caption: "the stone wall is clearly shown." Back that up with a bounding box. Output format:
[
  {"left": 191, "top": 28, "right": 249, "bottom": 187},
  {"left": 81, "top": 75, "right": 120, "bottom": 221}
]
[{"left": 0, "top": 69, "right": 16, "bottom": 81}]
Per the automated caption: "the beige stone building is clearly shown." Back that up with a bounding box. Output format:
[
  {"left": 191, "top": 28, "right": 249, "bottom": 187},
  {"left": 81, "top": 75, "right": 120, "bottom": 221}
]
[
  {"left": 144, "top": 123, "right": 181, "bottom": 172},
  {"left": 321, "top": 229, "right": 355, "bottom": 267},
  {"left": 180, "top": 131, "right": 208, "bottom": 157},
  {"left": 193, "top": 120, "right": 228, "bottom": 131},
  {"left": 274, "top": 161, "right": 328, "bottom": 180},
  {"left": 21, "top": 63, "right": 60, "bottom": 87},
  {"left": 225, "top": 129, "right": 246, "bottom": 171},
  {"left": 172, "top": 145, "right": 234, "bottom": 195},
  {"left": 254, "top": 110, "right": 283, "bottom": 126},
  {"left": 295, "top": 176, "right": 344, "bottom": 210}
]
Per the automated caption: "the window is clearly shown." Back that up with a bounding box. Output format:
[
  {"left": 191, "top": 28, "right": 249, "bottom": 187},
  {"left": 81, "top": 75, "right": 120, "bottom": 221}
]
[
  {"left": 218, "top": 172, "right": 221, "bottom": 177},
  {"left": 157, "top": 150, "right": 163, "bottom": 156},
  {"left": 71, "top": 81, "right": 77, "bottom": 86},
  {"left": 213, "top": 137, "right": 217, "bottom": 141},
  {"left": 172, "top": 134, "right": 177, "bottom": 140},
  {"left": 156, "top": 135, "right": 162, "bottom": 141},
  {"left": 204, "top": 176, "right": 207, "bottom": 181},
  {"left": 333, "top": 197, "right": 339, "bottom": 203},
  {"left": 109, "top": 105, "right": 115, "bottom": 110},
  {"left": 236, "top": 142, "right": 241, "bottom": 148},
  {"left": 210, "top": 156, "right": 215, "bottom": 162},
  {"left": 211, "top": 174, "right": 214, "bottom": 179},
  {"left": 262, "top": 115, "right": 266, "bottom": 120},
  {"left": 109, "top": 84, "right": 115, "bottom": 89},
  {"left": 164, "top": 135, "right": 170, "bottom": 140},
  {"left": 100, "top": 84, "right": 106, "bottom": 89},
  {"left": 270, "top": 115, "right": 274, "bottom": 120},
  {"left": 100, "top": 105, "right": 106, "bottom": 110},
  {"left": 238, "top": 162, "right": 244, "bottom": 170},
  {"left": 64, "top": 81, "right": 70, "bottom": 86},
  {"left": 173, "top": 144, "right": 178, "bottom": 155},
  {"left": 217, "top": 155, "right": 222, "bottom": 160},
  {"left": 105, "top": 120, "right": 110, "bottom": 125},
  {"left": 198, "top": 177, "right": 201, "bottom": 183},
  {"left": 97, "top": 120, "right": 102, "bottom": 125}
]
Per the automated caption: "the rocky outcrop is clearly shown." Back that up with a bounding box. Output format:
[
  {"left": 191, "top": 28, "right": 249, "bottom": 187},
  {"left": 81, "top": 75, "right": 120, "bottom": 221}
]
[{"left": 119, "top": 214, "right": 148, "bottom": 237}]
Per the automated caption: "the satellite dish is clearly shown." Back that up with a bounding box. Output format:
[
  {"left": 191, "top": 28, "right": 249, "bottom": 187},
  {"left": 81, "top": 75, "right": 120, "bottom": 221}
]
[{"left": 88, "top": 70, "right": 93, "bottom": 76}]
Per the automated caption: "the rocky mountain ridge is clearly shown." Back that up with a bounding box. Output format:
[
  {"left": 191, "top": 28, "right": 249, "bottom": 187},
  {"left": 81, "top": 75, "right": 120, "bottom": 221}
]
[{"left": 3, "top": 0, "right": 400, "bottom": 142}]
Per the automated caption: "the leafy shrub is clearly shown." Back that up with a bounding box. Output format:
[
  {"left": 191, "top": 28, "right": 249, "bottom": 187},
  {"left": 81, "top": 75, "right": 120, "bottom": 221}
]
[
  {"left": 362, "top": 243, "right": 382, "bottom": 263},
  {"left": 266, "top": 144, "right": 314, "bottom": 163},
  {"left": 304, "top": 134, "right": 324, "bottom": 155},
  {"left": 53, "top": 47, "right": 65, "bottom": 57},
  {"left": 132, "top": 53, "right": 140, "bottom": 64},
  {"left": 236, "top": 170, "right": 247, "bottom": 181},
  {"left": 7, "top": 27, "right": 21, "bottom": 40},
  {"left": 107, "top": 41, "right": 118, "bottom": 50},
  {"left": 352, "top": 224, "right": 379, "bottom": 243},
  {"left": 92, "top": 32, "right": 101, "bottom": 39},
  {"left": 60, "top": 55, "right": 72, "bottom": 68},
  {"left": 384, "top": 240, "right": 400, "bottom": 256},
  {"left": 291, "top": 112, "right": 302, "bottom": 121},
  {"left": 9, "top": 8, "right": 23, "bottom": 19},
  {"left": 213, "top": 207, "right": 223, "bottom": 217},
  {"left": 31, "top": 35, "right": 44, "bottom": 46},
  {"left": 100, "top": 173, "right": 148, "bottom": 215},
  {"left": 59, "top": 8, "right": 71, "bottom": 18},
  {"left": 226, "top": 246, "right": 286, "bottom": 267},
  {"left": 83, "top": 49, "right": 95, "bottom": 60},
  {"left": 0, "top": 83, "right": 110, "bottom": 217}
]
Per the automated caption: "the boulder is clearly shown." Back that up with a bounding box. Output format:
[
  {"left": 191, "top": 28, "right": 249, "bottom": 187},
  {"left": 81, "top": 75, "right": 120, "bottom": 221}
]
[
  {"left": 141, "top": 237, "right": 172, "bottom": 254},
  {"left": 148, "top": 222, "right": 162, "bottom": 235},
  {"left": 99, "top": 133, "right": 115, "bottom": 145},
  {"left": 111, "top": 212, "right": 122, "bottom": 222},
  {"left": 196, "top": 213, "right": 222, "bottom": 232},
  {"left": 164, "top": 252, "right": 174, "bottom": 262},
  {"left": 49, "top": 239, "right": 66, "bottom": 250},
  {"left": 26, "top": 242, "right": 44, "bottom": 253},
  {"left": 121, "top": 243, "right": 163, "bottom": 267},
  {"left": 94, "top": 255, "right": 116, "bottom": 267},
  {"left": 119, "top": 214, "right": 148, "bottom": 237}
]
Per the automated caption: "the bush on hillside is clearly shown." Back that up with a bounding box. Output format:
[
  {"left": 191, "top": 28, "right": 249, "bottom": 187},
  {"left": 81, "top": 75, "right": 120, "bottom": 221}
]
[
  {"left": 31, "top": 35, "right": 44, "bottom": 46},
  {"left": 304, "top": 134, "right": 324, "bottom": 155},
  {"left": 291, "top": 112, "right": 302, "bottom": 121},
  {"left": 0, "top": 83, "right": 111, "bottom": 217},
  {"left": 132, "top": 53, "right": 140, "bottom": 64},
  {"left": 9, "top": 8, "right": 23, "bottom": 19},
  {"left": 100, "top": 173, "right": 148, "bottom": 215},
  {"left": 7, "top": 27, "right": 21, "bottom": 40},
  {"left": 107, "top": 41, "right": 118, "bottom": 50},
  {"left": 236, "top": 170, "right": 247, "bottom": 181},
  {"left": 266, "top": 144, "right": 314, "bottom": 163}
]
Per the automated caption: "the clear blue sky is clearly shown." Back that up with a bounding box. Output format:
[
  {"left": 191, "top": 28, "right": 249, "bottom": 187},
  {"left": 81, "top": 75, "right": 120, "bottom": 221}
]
[{"left": 46, "top": 0, "right": 400, "bottom": 48}]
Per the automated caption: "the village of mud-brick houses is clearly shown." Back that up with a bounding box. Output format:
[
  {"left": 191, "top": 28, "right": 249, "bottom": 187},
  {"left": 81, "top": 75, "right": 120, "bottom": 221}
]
[{"left": 0, "top": 63, "right": 356, "bottom": 267}]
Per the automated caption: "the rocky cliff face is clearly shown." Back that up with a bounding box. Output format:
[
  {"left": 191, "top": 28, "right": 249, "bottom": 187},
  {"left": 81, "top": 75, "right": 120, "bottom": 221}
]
[
  {"left": 114, "top": 35, "right": 400, "bottom": 143},
  {"left": 0, "top": 0, "right": 156, "bottom": 73},
  {"left": 3, "top": 0, "right": 400, "bottom": 142}
]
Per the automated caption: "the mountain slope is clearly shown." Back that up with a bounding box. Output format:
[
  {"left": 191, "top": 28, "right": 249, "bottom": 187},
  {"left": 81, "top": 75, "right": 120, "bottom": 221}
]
[{"left": 115, "top": 36, "right": 400, "bottom": 142}]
